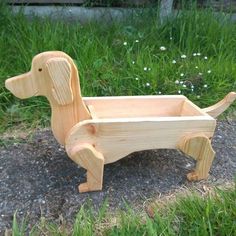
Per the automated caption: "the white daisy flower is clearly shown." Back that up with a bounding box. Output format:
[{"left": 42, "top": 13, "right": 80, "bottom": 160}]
[
  {"left": 180, "top": 73, "right": 184, "bottom": 77},
  {"left": 199, "top": 72, "right": 203, "bottom": 76},
  {"left": 183, "top": 84, "right": 187, "bottom": 88},
  {"left": 144, "top": 67, "right": 148, "bottom": 71},
  {"left": 135, "top": 77, "right": 139, "bottom": 81},
  {"left": 193, "top": 53, "right": 197, "bottom": 56},
  {"left": 197, "top": 95, "right": 201, "bottom": 99},
  {"left": 123, "top": 42, "right": 127, "bottom": 46},
  {"left": 132, "top": 61, "right": 135, "bottom": 64},
  {"left": 178, "top": 90, "right": 182, "bottom": 94},
  {"left": 207, "top": 70, "right": 211, "bottom": 74},
  {"left": 180, "top": 81, "right": 184, "bottom": 84},
  {"left": 135, "top": 39, "right": 139, "bottom": 43},
  {"left": 158, "top": 91, "right": 162, "bottom": 94},
  {"left": 191, "top": 85, "right": 194, "bottom": 89},
  {"left": 203, "top": 84, "right": 208, "bottom": 88},
  {"left": 172, "top": 60, "right": 177, "bottom": 64},
  {"left": 204, "top": 56, "right": 208, "bottom": 60},
  {"left": 195, "top": 66, "right": 198, "bottom": 69},
  {"left": 175, "top": 80, "right": 180, "bottom": 84},
  {"left": 197, "top": 52, "right": 201, "bottom": 56},
  {"left": 170, "top": 37, "right": 173, "bottom": 40},
  {"left": 181, "top": 54, "right": 187, "bottom": 59},
  {"left": 146, "top": 82, "right": 150, "bottom": 87},
  {"left": 160, "top": 46, "right": 167, "bottom": 51},
  {"left": 148, "top": 68, "right": 151, "bottom": 71}
]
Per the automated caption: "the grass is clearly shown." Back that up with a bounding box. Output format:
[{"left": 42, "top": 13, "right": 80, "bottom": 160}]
[
  {"left": 0, "top": 3, "right": 236, "bottom": 132},
  {"left": 11, "top": 184, "right": 236, "bottom": 235},
  {"left": 1, "top": 3, "right": 236, "bottom": 235}
]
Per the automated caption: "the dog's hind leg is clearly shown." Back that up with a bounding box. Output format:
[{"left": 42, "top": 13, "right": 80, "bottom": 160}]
[
  {"left": 178, "top": 134, "right": 215, "bottom": 181},
  {"left": 67, "top": 143, "right": 104, "bottom": 192}
]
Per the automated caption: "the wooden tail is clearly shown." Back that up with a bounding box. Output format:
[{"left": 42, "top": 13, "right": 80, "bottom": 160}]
[{"left": 202, "top": 92, "right": 236, "bottom": 118}]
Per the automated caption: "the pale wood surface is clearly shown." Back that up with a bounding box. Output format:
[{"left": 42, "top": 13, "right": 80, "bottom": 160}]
[
  {"left": 5, "top": 51, "right": 236, "bottom": 193},
  {"left": 65, "top": 117, "right": 216, "bottom": 164},
  {"left": 179, "top": 134, "right": 215, "bottom": 180},
  {"left": 181, "top": 100, "right": 208, "bottom": 116},
  {"left": 5, "top": 51, "right": 91, "bottom": 145},
  {"left": 83, "top": 95, "right": 206, "bottom": 118},
  {"left": 202, "top": 92, "right": 236, "bottom": 118},
  {"left": 47, "top": 57, "right": 73, "bottom": 105},
  {"left": 68, "top": 143, "right": 104, "bottom": 192},
  {"left": 87, "top": 105, "right": 98, "bottom": 119}
]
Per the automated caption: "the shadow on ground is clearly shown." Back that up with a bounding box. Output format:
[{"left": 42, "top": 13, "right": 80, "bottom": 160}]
[{"left": 0, "top": 121, "right": 235, "bottom": 232}]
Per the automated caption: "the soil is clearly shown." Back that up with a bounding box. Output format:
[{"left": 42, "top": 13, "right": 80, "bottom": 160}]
[{"left": 0, "top": 121, "right": 235, "bottom": 234}]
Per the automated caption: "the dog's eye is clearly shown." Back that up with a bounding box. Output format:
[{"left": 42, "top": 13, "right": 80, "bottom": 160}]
[{"left": 38, "top": 68, "right": 42, "bottom": 72}]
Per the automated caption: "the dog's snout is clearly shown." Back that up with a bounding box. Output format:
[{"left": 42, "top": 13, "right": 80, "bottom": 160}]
[{"left": 5, "top": 72, "right": 37, "bottom": 99}]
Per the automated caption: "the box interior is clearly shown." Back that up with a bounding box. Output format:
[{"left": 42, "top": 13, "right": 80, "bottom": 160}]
[{"left": 84, "top": 96, "right": 207, "bottom": 119}]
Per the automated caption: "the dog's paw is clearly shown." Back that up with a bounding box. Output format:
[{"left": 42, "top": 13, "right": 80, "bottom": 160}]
[{"left": 187, "top": 171, "right": 199, "bottom": 181}]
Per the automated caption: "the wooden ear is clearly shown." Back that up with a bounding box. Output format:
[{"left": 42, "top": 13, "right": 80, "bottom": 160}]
[{"left": 46, "top": 57, "right": 73, "bottom": 105}]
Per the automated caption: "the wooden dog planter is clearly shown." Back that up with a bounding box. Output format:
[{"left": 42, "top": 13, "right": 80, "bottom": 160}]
[{"left": 5, "top": 51, "right": 236, "bottom": 193}]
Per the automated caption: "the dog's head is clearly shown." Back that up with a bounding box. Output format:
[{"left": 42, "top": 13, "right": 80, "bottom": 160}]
[{"left": 5, "top": 51, "right": 76, "bottom": 105}]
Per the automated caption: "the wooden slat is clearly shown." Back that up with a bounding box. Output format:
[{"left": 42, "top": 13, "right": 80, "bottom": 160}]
[
  {"left": 84, "top": 95, "right": 187, "bottom": 118},
  {"left": 202, "top": 92, "right": 236, "bottom": 118},
  {"left": 181, "top": 100, "right": 208, "bottom": 116}
]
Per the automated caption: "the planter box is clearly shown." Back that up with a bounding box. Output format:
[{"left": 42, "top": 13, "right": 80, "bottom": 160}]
[{"left": 5, "top": 51, "right": 236, "bottom": 193}]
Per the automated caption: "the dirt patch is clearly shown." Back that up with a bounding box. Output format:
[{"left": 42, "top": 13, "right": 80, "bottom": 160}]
[{"left": 0, "top": 121, "right": 235, "bottom": 233}]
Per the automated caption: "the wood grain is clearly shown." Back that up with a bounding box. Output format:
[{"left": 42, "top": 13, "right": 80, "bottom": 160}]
[
  {"left": 5, "top": 51, "right": 91, "bottom": 145},
  {"left": 69, "top": 143, "right": 104, "bottom": 192},
  {"left": 83, "top": 95, "right": 208, "bottom": 118},
  {"left": 202, "top": 92, "right": 236, "bottom": 118},
  {"left": 65, "top": 117, "right": 216, "bottom": 164},
  {"left": 5, "top": 51, "right": 236, "bottom": 193},
  {"left": 179, "top": 134, "right": 215, "bottom": 180}
]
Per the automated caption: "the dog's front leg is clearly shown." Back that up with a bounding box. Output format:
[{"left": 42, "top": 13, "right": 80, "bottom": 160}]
[{"left": 67, "top": 143, "right": 104, "bottom": 193}]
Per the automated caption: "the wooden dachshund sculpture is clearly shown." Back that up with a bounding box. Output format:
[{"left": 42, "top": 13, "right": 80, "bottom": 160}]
[{"left": 5, "top": 51, "right": 236, "bottom": 193}]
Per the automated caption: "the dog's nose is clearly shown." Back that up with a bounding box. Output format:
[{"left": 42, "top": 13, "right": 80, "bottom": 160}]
[{"left": 5, "top": 72, "right": 37, "bottom": 99}]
